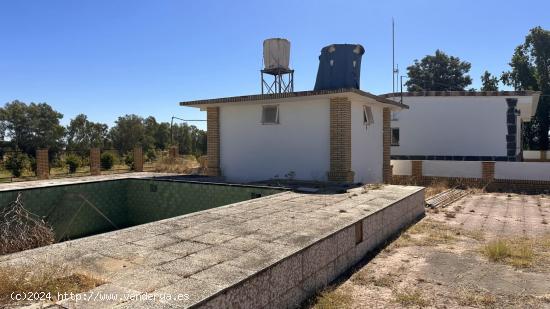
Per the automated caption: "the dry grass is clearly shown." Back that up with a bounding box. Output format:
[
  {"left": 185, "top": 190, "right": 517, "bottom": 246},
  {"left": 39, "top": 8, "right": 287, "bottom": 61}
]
[
  {"left": 425, "top": 180, "right": 450, "bottom": 198},
  {"left": 0, "top": 262, "right": 104, "bottom": 304},
  {"left": 482, "top": 238, "right": 534, "bottom": 268},
  {"left": 394, "top": 218, "right": 459, "bottom": 247},
  {"left": 456, "top": 287, "right": 497, "bottom": 307},
  {"left": 150, "top": 157, "right": 199, "bottom": 174},
  {"left": 311, "top": 287, "right": 353, "bottom": 309},
  {"left": 393, "top": 288, "right": 430, "bottom": 307},
  {"left": 390, "top": 218, "right": 486, "bottom": 249},
  {"left": 351, "top": 270, "right": 394, "bottom": 287}
]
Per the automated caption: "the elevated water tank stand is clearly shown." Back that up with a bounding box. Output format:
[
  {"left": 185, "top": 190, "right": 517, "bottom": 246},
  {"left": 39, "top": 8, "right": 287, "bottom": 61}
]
[{"left": 261, "top": 68, "right": 294, "bottom": 94}]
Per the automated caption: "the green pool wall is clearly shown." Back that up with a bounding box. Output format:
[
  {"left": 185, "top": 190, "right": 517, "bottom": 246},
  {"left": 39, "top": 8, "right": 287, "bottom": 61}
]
[{"left": 0, "top": 179, "right": 283, "bottom": 240}]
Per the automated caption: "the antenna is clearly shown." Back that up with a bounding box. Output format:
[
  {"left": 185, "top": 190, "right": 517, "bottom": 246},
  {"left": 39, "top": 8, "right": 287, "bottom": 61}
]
[{"left": 392, "top": 18, "right": 399, "bottom": 93}]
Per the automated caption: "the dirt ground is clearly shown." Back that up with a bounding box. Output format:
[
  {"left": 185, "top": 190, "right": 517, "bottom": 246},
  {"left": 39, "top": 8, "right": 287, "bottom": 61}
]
[{"left": 309, "top": 192, "right": 550, "bottom": 308}]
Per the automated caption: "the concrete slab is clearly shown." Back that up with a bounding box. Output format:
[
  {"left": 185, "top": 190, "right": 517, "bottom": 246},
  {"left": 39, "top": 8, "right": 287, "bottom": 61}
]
[{"left": 1, "top": 184, "right": 425, "bottom": 308}]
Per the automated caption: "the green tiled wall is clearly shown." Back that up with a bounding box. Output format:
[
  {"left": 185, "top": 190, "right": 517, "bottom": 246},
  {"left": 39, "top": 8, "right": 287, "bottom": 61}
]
[
  {"left": 0, "top": 179, "right": 283, "bottom": 241},
  {"left": 0, "top": 180, "right": 129, "bottom": 240},
  {"left": 126, "top": 179, "right": 283, "bottom": 226}
]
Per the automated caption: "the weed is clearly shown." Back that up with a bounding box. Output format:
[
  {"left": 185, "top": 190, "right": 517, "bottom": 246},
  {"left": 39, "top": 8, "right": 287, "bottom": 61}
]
[
  {"left": 0, "top": 262, "right": 104, "bottom": 304},
  {"left": 351, "top": 270, "right": 394, "bottom": 287},
  {"left": 482, "top": 238, "right": 534, "bottom": 267},
  {"left": 456, "top": 287, "right": 496, "bottom": 307},
  {"left": 393, "top": 288, "right": 430, "bottom": 307},
  {"left": 483, "top": 239, "right": 511, "bottom": 262},
  {"left": 312, "top": 287, "right": 353, "bottom": 309}
]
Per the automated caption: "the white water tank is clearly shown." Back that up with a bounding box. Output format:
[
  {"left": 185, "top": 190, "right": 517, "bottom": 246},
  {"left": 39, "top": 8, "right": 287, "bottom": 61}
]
[{"left": 263, "top": 38, "right": 290, "bottom": 71}]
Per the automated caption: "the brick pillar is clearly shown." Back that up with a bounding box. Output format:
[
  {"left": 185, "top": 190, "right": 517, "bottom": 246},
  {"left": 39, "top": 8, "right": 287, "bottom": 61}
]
[
  {"left": 482, "top": 161, "right": 495, "bottom": 182},
  {"left": 505, "top": 98, "right": 518, "bottom": 161},
  {"left": 328, "top": 97, "right": 354, "bottom": 183},
  {"left": 90, "top": 148, "right": 100, "bottom": 175},
  {"left": 169, "top": 145, "right": 178, "bottom": 163},
  {"left": 207, "top": 107, "right": 221, "bottom": 176},
  {"left": 383, "top": 108, "right": 392, "bottom": 184},
  {"left": 36, "top": 148, "right": 49, "bottom": 179},
  {"left": 541, "top": 151, "right": 547, "bottom": 161},
  {"left": 133, "top": 147, "right": 143, "bottom": 172},
  {"left": 411, "top": 160, "right": 423, "bottom": 179}
]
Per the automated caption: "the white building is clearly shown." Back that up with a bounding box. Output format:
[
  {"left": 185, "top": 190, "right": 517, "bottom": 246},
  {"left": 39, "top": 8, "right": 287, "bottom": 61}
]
[
  {"left": 180, "top": 89, "right": 407, "bottom": 184},
  {"left": 383, "top": 91, "right": 540, "bottom": 161}
]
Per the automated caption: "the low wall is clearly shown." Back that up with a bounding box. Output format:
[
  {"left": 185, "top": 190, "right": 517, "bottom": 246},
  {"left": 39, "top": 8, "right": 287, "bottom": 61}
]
[
  {"left": 523, "top": 150, "right": 549, "bottom": 162},
  {"left": 495, "top": 162, "right": 550, "bottom": 181},
  {"left": 198, "top": 188, "right": 425, "bottom": 308},
  {"left": 392, "top": 159, "right": 550, "bottom": 193},
  {"left": 392, "top": 160, "right": 412, "bottom": 176},
  {"left": 422, "top": 160, "right": 481, "bottom": 178}
]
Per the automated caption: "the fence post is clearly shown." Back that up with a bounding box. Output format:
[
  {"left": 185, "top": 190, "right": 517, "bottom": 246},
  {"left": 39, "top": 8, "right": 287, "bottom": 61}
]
[
  {"left": 411, "top": 160, "right": 423, "bottom": 179},
  {"left": 481, "top": 161, "right": 495, "bottom": 182},
  {"left": 36, "top": 148, "right": 49, "bottom": 179},
  {"left": 133, "top": 147, "right": 143, "bottom": 172},
  {"left": 90, "top": 148, "right": 101, "bottom": 176}
]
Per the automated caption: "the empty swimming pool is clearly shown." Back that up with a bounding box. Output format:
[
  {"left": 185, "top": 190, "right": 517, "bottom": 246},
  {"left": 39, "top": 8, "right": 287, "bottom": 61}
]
[{"left": 0, "top": 178, "right": 285, "bottom": 241}]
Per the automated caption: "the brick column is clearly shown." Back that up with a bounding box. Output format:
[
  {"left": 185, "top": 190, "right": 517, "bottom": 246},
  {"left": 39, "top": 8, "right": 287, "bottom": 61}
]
[
  {"left": 505, "top": 98, "right": 518, "bottom": 161},
  {"left": 207, "top": 107, "right": 221, "bottom": 176},
  {"left": 90, "top": 148, "right": 100, "bottom": 176},
  {"left": 36, "top": 148, "right": 49, "bottom": 179},
  {"left": 541, "top": 151, "right": 547, "bottom": 161},
  {"left": 133, "top": 147, "right": 143, "bottom": 172},
  {"left": 481, "top": 161, "right": 495, "bottom": 182},
  {"left": 383, "top": 108, "right": 392, "bottom": 184},
  {"left": 328, "top": 97, "right": 354, "bottom": 183},
  {"left": 411, "top": 160, "right": 423, "bottom": 179},
  {"left": 169, "top": 145, "right": 178, "bottom": 163}
]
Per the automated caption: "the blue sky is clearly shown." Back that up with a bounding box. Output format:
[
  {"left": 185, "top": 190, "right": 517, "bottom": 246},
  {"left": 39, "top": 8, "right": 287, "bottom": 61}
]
[{"left": 1, "top": 0, "right": 549, "bottom": 130}]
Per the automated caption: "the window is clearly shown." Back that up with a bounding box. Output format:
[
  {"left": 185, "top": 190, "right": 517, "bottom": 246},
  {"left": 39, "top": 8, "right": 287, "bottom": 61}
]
[
  {"left": 391, "top": 111, "right": 399, "bottom": 121},
  {"left": 391, "top": 128, "right": 400, "bottom": 146},
  {"left": 262, "top": 105, "right": 279, "bottom": 124},
  {"left": 363, "top": 105, "right": 374, "bottom": 126}
]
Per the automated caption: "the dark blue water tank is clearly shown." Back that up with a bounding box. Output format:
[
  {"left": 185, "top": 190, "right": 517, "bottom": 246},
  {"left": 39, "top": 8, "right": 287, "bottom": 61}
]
[{"left": 314, "top": 44, "right": 365, "bottom": 91}]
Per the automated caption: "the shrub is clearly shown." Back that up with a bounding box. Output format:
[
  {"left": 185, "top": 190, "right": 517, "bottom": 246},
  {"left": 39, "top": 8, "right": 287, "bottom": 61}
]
[
  {"left": 5, "top": 153, "right": 30, "bottom": 178},
  {"left": 145, "top": 149, "right": 157, "bottom": 162},
  {"left": 124, "top": 152, "right": 134, "bottom": 170},
  {"left": 65, "top": 154, "right": 81, "bottom": 174},
  {"left": 100, "top": 152, "right": 114, "bottom": 170}
]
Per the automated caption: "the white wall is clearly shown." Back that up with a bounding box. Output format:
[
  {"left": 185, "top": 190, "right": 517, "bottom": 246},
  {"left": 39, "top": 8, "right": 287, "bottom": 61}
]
[
  {"left": 219, "top": 98, "right": 330, "bottom": 182},
  {"left": 351, "top": 102, "right": 383, "bottom": 183},
  {"left": 423, "top": 160, "right": 482, "bottom": 178},
  {"left": 391, "top": 160, "right": 411, "bottom": 175},
  {"left": 390, "top": 96, "right": 530, "bottom": 157},
  {"left": 523, "top": 150, "right": 549, "bottom": 160},
  {"left": 495, "top": 162, "right": 550, "bottom": 181}
]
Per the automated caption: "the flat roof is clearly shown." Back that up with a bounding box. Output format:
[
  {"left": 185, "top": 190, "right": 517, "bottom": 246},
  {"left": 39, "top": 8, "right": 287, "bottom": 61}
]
[
  {"left": 380, "top": 90, "right": 540, "bottom": 98},
  {"left": 180, "top": 88, "right": 408, "bottom": 109}
]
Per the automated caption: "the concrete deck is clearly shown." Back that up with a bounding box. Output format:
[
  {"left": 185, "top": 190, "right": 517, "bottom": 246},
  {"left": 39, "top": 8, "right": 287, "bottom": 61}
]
[
  {"left": 0, "top": 172, "right": 178, "bottom": 192},
  {"left": 1, "top": 184, "right": 424, "bottom": 309}
]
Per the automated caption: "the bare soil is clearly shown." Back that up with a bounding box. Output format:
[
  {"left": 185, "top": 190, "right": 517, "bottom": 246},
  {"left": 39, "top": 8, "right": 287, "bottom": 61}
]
[{"left": 309, "top": 193, "right": 550, "bottom": 308}]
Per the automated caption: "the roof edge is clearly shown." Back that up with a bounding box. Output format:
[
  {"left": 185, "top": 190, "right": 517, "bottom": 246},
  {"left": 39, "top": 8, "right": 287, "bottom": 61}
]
[
  {"left": 380, "top": 90, "right": 541, "bottom": 98},
  {"left": 180, "top": 88, "right": 408, "bottom": 109}
]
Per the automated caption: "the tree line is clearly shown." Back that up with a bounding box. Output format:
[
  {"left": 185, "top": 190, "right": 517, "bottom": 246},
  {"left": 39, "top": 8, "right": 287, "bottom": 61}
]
[
  {"left": 0, "top": 102, "right": 207, "bottom": 159},
  {"left": 403, "top": 26, "right": 549, "bottom": 151}
]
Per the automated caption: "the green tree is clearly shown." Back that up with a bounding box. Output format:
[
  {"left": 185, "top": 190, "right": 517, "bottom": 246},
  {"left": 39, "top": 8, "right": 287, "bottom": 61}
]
[
  {"left": 480, "top": 71, "right": 499, "bottom": 91},
  {"left": 66, "top": 114, "right": 109, "bottom": 151},
  {"left": 0, "top": 101, "right": 65, "bottom": 155},
  {"left": 405, "top": 50, "right": 472, "bottom": 91},
  {"left": 501, "top": 26, "right": 550, "bottom": 150},
  {"left": 109, "top": 114, "right": 145, "bottom": 154}
]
